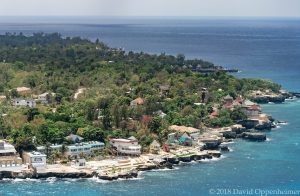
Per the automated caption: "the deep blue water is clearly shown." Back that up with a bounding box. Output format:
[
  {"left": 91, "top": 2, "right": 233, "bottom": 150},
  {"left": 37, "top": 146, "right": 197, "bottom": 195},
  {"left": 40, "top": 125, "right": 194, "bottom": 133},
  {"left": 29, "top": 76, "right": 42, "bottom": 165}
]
[{"left": 0, "top": 17, "right": 300, "bottom": 196}]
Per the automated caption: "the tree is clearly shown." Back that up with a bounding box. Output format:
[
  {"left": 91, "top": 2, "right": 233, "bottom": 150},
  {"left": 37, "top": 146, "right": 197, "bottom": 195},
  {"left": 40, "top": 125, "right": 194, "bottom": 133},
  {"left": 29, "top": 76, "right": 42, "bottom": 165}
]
[
  {"left": 15, "top": 136, "right": 36, "bottom": 154},
  {"left": 102, "top": 108, "right": 111, "bottom": 130},
  {"left": 10, "top": 89, "right": 19, "bottom": 98},
  {"left": 230, "top": 107, "right": 247, "bottom": 121},
  {"left": 111, "top": 104, "right": 121, "bottom": 128},
  {"left": 26, "top": 108, "right": 40, "bottom": 122},
  {"left": 148, "top": 116, "right": 162, "bottom": 134},
  {"left": 176, "top": 54, "right": 185, "bottom": 66}
]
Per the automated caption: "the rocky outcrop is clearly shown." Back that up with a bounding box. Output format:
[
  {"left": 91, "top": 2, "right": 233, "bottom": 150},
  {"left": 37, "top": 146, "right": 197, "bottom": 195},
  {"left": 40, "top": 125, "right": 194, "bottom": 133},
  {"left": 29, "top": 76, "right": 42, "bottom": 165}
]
[
  {"left": 0, "top": 171, "right": 14, "bottom": 179},
  {"left": 222, "top": 131, "right": 237, "bottom": 139},
  {"left": 240, "top": 120, "right": 272, "bottom": 130},
  {"left": 220, "top": 146, "right": 230, "bottom": 152},
  {"left": 291, "top": 92, "right": 300, "bottom": 98},
  {"left": 0, "top": 170, "right": 93, "bottom": 180},
  {"left": 240, "top": 120, "right": 259, "bottom": 129},
  {"left": 165, "top": 157, "right": 180, "bottom": 164},
  {"left": 32, "top": 172, "right": 93, "bottom": 179},
  {"left": 255, "top": 121, "right": 272, "bottom": 130},
  {"left": 252, "top": 95, "right": 285, "bottom": 104},
  {"left": 231, "top": 126, "right": 247, "bottom": 134},
  {"left": 98, "top": 170, "right": 138, "bottom": 181},
  {"left": 178, "top": 156, "right": 192, "bottom": 162},
  {"left": 242, "top": 132, "right": 266, "bottom": 142}
]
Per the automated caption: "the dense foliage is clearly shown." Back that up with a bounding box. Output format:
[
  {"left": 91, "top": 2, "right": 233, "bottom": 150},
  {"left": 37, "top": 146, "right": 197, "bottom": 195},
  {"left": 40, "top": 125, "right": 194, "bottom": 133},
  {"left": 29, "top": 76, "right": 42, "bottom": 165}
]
[{"left": 0, "top": 33, "right": 281, "bottom": 151}]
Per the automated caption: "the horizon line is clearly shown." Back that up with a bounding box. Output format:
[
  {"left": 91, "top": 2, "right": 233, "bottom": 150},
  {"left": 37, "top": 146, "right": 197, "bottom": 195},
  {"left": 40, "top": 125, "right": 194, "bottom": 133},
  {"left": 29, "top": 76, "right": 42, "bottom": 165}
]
[{"left": 0, "top": 15, "right": 300, "bottom": 19}]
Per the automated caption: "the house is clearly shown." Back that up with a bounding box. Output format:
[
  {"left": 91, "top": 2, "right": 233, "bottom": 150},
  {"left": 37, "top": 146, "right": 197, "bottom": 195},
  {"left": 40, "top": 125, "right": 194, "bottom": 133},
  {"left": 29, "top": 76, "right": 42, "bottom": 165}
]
[
  {"left": 0, "top": 140, "right": 22, "bottom": 168},
  {"left": 149, "top": 140, "right": 160, "bottom": 154},
  {"left": 241, "top": 99, "right": 261, "bottom": 118},
  {"left": 222, "top": 96, "right": 243, "bottom": 110},
  {"left": 130, "top": 97, "right": 144, "bottom": 106},
  {"left": 66, "top": 134, "right": 84, "bottom": 143},
  {"left": 36, "top": 144, "right": 63, "bottom": 154},
  {"left": 38, "top": 92, "right": 55, "bottom": 104},
  {"left": 65, "top": 141, "right": 104, "bottom": 158},
  {"left": 109, "top": 137, "right": 141, "bottom": 155},
  {"left": 223, "top": 95, "right": 234, "bottom": 103},
  {"left": 22, "top": 151, "right": 47, "bottom": 170},
  {"left": 179, "top": 133, "right": 193, "bottom": 146},
  {"left": 167, "top": 133, "right": 178, "bottom": 145},
  {"left": 16, "top": 87, "right": 31, "bottom": 94},
  {"left": 12, "top": 98, "right": 36, "bottom": 107},
  {"left": 242, "top": 105, "right": 261, "bottom": 118},
  {"left": 168, "top": 125, "right": 200, "bottom": 139},
  {"left": 37, "top": 141, "right": 104, "bottom": 158}
]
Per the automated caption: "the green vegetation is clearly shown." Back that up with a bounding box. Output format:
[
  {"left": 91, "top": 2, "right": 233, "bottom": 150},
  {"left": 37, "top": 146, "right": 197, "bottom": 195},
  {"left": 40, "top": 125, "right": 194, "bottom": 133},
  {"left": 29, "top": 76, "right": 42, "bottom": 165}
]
[{"left": 0, "top": 33, "right": 281, "bottom": 152}]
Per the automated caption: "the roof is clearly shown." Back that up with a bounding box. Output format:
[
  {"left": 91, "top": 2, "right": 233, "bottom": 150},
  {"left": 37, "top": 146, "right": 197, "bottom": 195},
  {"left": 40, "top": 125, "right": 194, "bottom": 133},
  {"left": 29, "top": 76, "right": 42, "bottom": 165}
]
[
  {"left": 235, "top": 96, "right": 243, "bottom": 103},
  {"left": 110, "top": 138, "right": 137, "bottom": 143},
  {"left": 168, "top": 125, "right": 200, "bottom": 134},
  {"left": 16, "top": 87, "right": 31, "bottom": 92},
  {"left": 39, "top": 92, "right": 49, "bottom": 97},
  {"left": 224, "top": 95, "right": 233, "bottom": 100},
  {"left": 150, "top": 140, "right": 160, "bottom": 147},
  {"left": 181, "top": 132, "right": 190, "bottom": 138},
  {"left": 248, "top": 105, "right": 261, "bottom": 111},
  {"left": 243, "top": 99, "right": 256, "bottom": 106},
  {"left": 128, "top": 136, "right": 137, "bottom": 141},
  {"left": 25, "top": 151, "right": 46, "bottom": 157},
  {"left": 0, "top": 141, "right": 17, "bottom": 154},
  {"left": 131, "top": 97, "right": 144, "bottom": 105},
  {"left": 39, "top": 92, "right": 56, "bottom": 97}
]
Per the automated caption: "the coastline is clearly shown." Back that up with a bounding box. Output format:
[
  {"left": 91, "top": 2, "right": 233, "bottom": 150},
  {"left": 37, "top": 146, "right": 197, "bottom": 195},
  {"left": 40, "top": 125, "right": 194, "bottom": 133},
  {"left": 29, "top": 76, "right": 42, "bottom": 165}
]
[{"left": 0, "top": 98, "right": 294, "bottom": 182}]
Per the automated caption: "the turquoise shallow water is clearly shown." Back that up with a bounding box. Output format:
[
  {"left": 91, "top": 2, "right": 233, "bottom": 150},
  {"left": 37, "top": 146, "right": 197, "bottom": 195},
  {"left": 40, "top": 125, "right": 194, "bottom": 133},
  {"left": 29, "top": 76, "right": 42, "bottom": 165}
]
[{"left": 0, "top": 18, "right": 300, "bottom": 195}]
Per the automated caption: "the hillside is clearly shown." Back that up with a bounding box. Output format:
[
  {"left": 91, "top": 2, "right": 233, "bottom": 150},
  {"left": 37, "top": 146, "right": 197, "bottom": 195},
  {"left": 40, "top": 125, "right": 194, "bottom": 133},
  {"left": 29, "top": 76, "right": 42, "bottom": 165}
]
[{"left": 0, "top": 33, "right": 281, "bottom": 152}]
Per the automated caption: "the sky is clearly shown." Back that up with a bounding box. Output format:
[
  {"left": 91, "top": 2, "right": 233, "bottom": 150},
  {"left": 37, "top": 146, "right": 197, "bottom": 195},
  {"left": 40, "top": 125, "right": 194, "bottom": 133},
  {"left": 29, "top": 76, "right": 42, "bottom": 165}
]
[{"left": 0, "top": 0, "right": 299, "bottom": 17}]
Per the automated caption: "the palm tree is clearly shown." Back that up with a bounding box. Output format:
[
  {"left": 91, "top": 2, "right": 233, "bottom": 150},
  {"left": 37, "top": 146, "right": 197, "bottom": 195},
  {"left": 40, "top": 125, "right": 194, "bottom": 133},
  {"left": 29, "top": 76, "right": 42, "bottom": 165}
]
[
  {"left": 45, "top": 142, "right": 51, "bottom": 158},
  {"left": 61, "top": 144, "right": 67, "bottom": 157}
]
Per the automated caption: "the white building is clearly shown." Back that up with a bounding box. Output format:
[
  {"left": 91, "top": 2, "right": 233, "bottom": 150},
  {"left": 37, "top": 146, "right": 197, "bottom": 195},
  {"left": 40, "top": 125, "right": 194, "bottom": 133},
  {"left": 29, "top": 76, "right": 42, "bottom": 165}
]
[
  {"left": 0, "top": 140, "right": 17, "bottom": 156},
  {"left": 0, "top": 140, "right": 22, "bottom": 167},
  {"left": 12, "top": 98, "right": 36, "bottom": 107},
  {"left": 65, "top": 141, "right": 105, "bottom": 158},
  {"left": 37, "top": 141, "right": 105, "bottom": 159},
  {"left": 22, "top": 151, "right": 47, "bottom": 170},
  {"left": 109, "top": 137, "right": 141, "bottom": 155}
]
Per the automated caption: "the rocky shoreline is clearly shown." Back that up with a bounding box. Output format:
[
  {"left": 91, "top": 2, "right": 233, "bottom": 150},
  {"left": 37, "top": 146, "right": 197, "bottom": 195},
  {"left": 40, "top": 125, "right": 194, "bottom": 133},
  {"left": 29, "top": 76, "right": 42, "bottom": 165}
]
[
  {"left": 0, "top": 98, "right": 294, "bottom": 182},
  {"left": 0, "top": 122, "right": 280, "bottom": 181}
]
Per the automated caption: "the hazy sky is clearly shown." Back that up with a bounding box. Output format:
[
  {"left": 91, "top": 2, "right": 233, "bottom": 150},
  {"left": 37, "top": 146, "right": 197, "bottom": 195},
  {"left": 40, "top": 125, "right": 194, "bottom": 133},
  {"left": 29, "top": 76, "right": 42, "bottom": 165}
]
[{"left": 0, "top": 0, "right": 299, "bottom": 17}]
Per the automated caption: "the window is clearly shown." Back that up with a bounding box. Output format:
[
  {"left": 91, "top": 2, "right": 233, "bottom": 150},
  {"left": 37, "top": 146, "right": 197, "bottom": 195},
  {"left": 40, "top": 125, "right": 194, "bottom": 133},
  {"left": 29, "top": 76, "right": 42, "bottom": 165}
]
[{"left": 34, "top": 158, "right": 43, "bottom": 162}]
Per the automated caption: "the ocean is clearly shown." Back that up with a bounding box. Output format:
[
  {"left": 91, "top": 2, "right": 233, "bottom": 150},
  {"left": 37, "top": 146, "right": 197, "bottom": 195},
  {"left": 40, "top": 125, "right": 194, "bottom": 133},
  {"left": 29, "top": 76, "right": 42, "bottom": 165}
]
[{"left": 0, "top": 17, "right": 300, "bottom": 196}]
